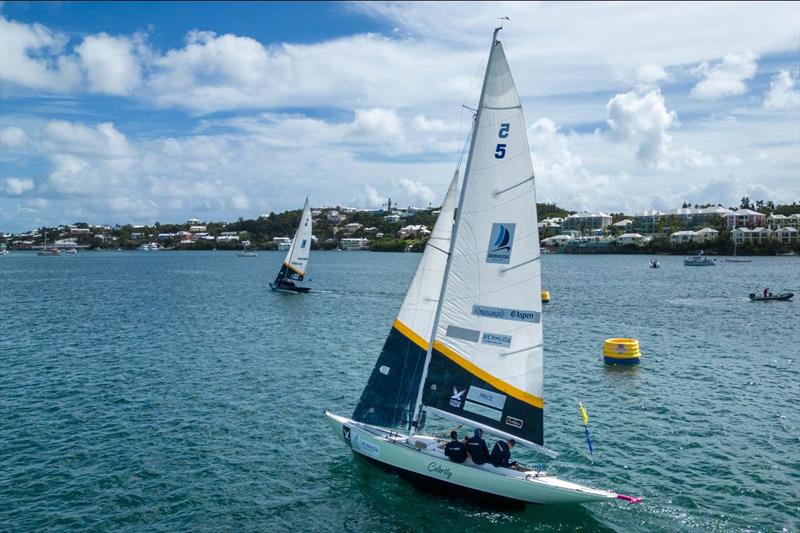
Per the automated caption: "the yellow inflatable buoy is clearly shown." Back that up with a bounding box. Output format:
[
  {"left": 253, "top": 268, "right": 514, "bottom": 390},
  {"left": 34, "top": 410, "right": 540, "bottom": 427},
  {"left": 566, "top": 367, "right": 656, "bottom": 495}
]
[
  {"left": 603, "top": 338, "right": 641, "bottom": 365},
  {"left": 541, "top": 290, "right": 550, "bottom": 303}
]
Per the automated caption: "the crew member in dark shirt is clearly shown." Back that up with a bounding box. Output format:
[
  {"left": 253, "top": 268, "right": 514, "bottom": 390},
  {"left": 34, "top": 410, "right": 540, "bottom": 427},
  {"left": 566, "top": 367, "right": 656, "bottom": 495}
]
[
  {"left": 444, "top": 430, "right": 467, "bottom": 463},
  {"left": 490, "top": 438, "right": 517, "bottom": 468},
  {"left": 466, "top": 428, "right": 490, "bottom": 465}
]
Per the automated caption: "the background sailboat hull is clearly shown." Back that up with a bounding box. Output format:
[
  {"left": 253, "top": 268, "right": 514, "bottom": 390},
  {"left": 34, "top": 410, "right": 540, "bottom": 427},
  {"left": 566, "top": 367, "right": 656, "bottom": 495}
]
[
  {"left": 324, "top": 411, "right": 616, "bottom": 505},
  {"left": 269, "top": 283, "right": 310, "bottom": 294}
]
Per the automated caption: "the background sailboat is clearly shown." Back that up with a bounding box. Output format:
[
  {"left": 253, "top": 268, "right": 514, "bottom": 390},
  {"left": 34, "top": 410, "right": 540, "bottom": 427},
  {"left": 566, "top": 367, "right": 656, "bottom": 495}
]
[
  {"left": 726, "top": 222, "right": 752, "bottom": 263},
  {"left": 270, "top": 198, "right": 312, "bottom": 293},
  {"left": 238, "top": 240, "right": 257, "bottom": 257},
  {"left": 326, "top": 27, "right": 639, "bottom": 506}
]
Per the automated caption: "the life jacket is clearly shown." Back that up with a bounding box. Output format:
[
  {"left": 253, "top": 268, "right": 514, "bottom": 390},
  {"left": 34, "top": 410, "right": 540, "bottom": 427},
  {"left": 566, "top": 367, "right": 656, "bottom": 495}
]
[
  {"left": 490, "top": 441, "right": 511, "bottom": 467},
  {"left": 467, "top": 436, "right": 489, "bottom": 465},
  {"left": 444, "top": 440, "right": 467, "bottom": 463}
]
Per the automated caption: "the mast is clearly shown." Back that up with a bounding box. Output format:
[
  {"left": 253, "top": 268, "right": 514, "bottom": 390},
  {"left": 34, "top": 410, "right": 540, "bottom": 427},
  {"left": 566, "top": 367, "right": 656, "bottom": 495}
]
[{"left": 411, "top": 27, "right": 502, "bottom": 433}]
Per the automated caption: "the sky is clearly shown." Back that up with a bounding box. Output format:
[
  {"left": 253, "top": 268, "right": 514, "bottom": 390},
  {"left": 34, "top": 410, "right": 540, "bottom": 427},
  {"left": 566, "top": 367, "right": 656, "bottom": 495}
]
[{"left": 1, "top": 1, "right": 799, "bottom": 233}]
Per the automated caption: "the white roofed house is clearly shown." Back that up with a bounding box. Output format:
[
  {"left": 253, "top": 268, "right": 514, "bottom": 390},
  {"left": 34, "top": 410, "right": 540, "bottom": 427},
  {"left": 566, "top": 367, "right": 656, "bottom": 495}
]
[
  {"left": 342, "top": 222, "right": 363, "bottom": 235},
  {"left": 694, "top": 227, "right": 719, "bottom": 244},
  {"left": 774, "top": 227, "right": 799, "bottom": 244},
  {"left": 749, "top": 227, "right": 772, "bottom": 244},
  {"left": 561, "top": 211, "right": 612, "bottom": 232},
  {"left": 615, "top": 233, "right": 650, "bottom": 246},
  {"left": 398, "top": 225, "right": 430, "bottom": 238},
  {"left": 767, "top": 214, "right": 788, "bottom": 228},
  {"left": 726, "top": 209, "right": 766, "bottom": 229},
  {"left": 631, "top": 210, "right": 664, "bottom": 234},
  {"left": 670, "top": 230, "right": 697, "bottom": 244},
  {"left": 612, "top": 219, "right": 633, "bottom": 230},
  {"left": 731, "top": 227, "right": 751, "bottom": 245},
  {"left": 787, "top": 214, "right": 800, "bottom": 229},
  {"left": 540, "top": 234, "right": 574, "bottom": 247}
]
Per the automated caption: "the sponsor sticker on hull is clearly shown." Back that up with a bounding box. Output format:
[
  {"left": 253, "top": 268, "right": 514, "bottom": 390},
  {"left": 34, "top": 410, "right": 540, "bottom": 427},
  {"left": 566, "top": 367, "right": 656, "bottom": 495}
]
[{"left": 351, "top": 431, "right": 380, "bottom": 459}]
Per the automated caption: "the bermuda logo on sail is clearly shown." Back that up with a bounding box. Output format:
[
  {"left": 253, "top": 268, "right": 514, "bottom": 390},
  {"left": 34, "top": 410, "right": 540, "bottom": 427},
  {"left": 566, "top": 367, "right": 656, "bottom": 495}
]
[{"left": 486, "top": 223, "right": 516, "bottom": 264}]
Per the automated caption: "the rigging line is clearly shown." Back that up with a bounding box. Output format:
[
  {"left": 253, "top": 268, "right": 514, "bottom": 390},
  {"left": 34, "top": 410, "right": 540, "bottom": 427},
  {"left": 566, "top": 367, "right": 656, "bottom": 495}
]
[
  {"left": 501, "top": 255, "right": 541, "bottom": 273},
  {"left": 493, "top": 174, "right": 535, "bottom": 197}
]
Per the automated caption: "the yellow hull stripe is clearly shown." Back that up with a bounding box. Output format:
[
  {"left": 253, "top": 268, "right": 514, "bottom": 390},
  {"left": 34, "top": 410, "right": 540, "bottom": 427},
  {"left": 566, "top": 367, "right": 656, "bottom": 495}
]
[
  {"left": 284, "top": 262, "right": 304, "bottom": 277},
  {"left": 433, "top": 340, "right": 544, "bottom": 410},
  {"left": 393, "top": 319, "right": 429, "bottom": 351}
]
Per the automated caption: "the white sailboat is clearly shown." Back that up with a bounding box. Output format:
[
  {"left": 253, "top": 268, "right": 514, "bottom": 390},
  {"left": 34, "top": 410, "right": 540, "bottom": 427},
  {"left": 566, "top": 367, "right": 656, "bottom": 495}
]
[
  {"left": 325, "top": 28, "right": 641, "bottom": 506},
  {"left": 238, "top": 241, "right": 257, "bottom": 257},
  {"left": 269, "top": 198, "right": 312, "bottom": 293},
  {"left": 725, "top": 222, "right": 751, "bottom": 263},
  {"left": 37, "top": 230, "right": 61, "bottom": 256}
]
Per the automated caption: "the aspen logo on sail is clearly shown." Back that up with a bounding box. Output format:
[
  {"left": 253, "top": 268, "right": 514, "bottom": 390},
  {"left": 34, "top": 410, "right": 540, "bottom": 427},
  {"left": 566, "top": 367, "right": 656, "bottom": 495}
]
[
  {"left": 486, "top": 223, "right": 515, "bottom": 264},
  {"left": 472, "top": 304, "right": 541, "bottom": 323}
]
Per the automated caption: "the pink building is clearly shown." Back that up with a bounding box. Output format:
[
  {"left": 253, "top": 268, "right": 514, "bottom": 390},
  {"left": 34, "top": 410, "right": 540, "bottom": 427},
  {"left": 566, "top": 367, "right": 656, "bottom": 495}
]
[{"left": 726, "top": 209, "right": 766, "bottom": 229}]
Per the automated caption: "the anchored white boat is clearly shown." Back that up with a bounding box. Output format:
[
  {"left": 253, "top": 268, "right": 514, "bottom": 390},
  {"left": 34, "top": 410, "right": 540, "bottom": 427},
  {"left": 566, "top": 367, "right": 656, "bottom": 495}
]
[
  {"left": 270, "top": 198, "right": 312, "bottom": 293},
  {"left": 326, "top": 28, "right": 640, "bottom": 506},
  {"left": 238, "top": 241, "right": 257, "bottom": 257}
]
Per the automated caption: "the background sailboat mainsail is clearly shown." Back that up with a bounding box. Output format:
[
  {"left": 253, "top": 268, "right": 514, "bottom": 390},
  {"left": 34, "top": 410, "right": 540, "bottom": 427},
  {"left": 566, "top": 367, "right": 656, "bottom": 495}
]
[
  {"left": 273, "top": 198, "right": 312, "bottom": 284},
  {"left": 419, "top": 36, "right": 546, "bottom": 447},
  {"left": 352, "top": 172, "right": 460, "bottom": 428}
]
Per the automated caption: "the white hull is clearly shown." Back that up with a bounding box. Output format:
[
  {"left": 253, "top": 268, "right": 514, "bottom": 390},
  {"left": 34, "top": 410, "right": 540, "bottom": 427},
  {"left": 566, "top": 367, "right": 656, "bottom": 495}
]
[{"left": 324, "top": 411, "right": 617, "bottom": 505}]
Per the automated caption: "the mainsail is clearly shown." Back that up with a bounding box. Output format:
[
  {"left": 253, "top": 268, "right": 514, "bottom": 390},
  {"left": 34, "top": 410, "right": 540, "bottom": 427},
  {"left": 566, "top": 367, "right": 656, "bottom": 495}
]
[
  {"left": 352, "top": 172, "right": 460, "bottom": 428},
  {"left": 274, "top": 198, "right": 312, "bottom": 284},
  {"left": 419, "top": 33, "right": 545, "bottom": 446}
]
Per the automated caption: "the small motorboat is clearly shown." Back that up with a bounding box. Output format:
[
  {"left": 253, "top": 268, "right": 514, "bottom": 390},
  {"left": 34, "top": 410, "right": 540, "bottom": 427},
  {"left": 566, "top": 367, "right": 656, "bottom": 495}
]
[
  {"left": 749, "top": 292, "right": 794, "bottom": 302},
  {"left": 684, "top": 255, "right": 715, "bottom": 266},
  {"left": 649, "top": 259, "right": 660, "bottom": 268}
]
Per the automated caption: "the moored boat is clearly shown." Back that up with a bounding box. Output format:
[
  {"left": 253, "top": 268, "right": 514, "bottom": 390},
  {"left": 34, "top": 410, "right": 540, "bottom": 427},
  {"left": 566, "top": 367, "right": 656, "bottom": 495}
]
[{"left": 684, "top": 255, "right": 715, "bottom": 266}]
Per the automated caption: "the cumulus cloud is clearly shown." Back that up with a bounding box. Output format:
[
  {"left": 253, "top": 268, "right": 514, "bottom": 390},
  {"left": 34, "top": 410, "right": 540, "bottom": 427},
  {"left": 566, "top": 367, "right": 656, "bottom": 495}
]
[
  {"left": 75, "top": 33, "right": 143, "bottom": 95},
  {"left": 0, "top": 126, "right": 28, "bottom": 148},
  {"left": 394, "top": 178, "right": 436, "bottom": 206},
  {"left": 351, "top": 108, "right": 404, "bottom": 141},
  {"left": 0, "top": 16, "right": 81, "bottom": 92},
  {"left": 690, "top": 51, "right": 758, "bottom": 100},
  {"left": 635, "top": 64, "right": 669, "bottom": 86},
  {"left": 763, "top": 70, "right": 800, "bottom": 111},
  {"left": 3, "top": 177, "right": 34, "bottom": 196},
  {"left": 43, "top": 120, "right": 133, "bottom": 158},
  {"left": 528, "top": 118, "right": 614, "bottom": 210},
  {"left": 606, "top": 89, "right": 677, "bottom": 166},
  {"left": 352, "top": 185, "right": 387, "bottom": 208}
]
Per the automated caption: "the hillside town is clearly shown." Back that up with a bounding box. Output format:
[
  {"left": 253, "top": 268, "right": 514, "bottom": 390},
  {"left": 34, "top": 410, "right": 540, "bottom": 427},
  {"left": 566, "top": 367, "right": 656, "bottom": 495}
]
[{"left": 3, "top": 200, "right": 800, "bottom": 255}]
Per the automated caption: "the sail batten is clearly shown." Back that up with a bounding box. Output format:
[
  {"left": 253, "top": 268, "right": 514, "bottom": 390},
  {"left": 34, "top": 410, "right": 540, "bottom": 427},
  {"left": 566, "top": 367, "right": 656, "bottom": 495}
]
[{"left": 419, "top": 35, "right": 546, "bottom": 445}]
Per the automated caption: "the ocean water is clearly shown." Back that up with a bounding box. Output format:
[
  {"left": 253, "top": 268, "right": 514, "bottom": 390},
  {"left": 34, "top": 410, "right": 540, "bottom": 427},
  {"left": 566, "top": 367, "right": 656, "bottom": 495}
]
[{"left": 1, "top": 251, "right": 798, "bottom": 532}]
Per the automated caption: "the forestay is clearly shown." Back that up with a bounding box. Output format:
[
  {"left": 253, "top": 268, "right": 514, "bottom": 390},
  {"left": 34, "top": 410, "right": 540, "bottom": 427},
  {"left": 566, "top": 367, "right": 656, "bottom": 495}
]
[
  {"left": 352, "top": 172, "right": 460, "bottom": 428},
  {"left": 421, "top": 36, "right": 545, "bottom": 445},
  {"left": 275, "top": 198, "right": 312, "bottom": 283}
]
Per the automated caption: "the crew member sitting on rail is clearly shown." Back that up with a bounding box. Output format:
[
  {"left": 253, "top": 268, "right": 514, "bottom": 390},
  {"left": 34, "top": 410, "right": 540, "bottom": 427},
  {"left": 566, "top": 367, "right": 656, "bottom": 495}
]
[
  {"left": 443, "top": 430, "right": 467, "bottom": 463},
  {"left": 467, "top": 428, "right": 490, "bottom": 465},
  {"left": 490, "top": 438, "right": 517, "bottom": 468}
]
